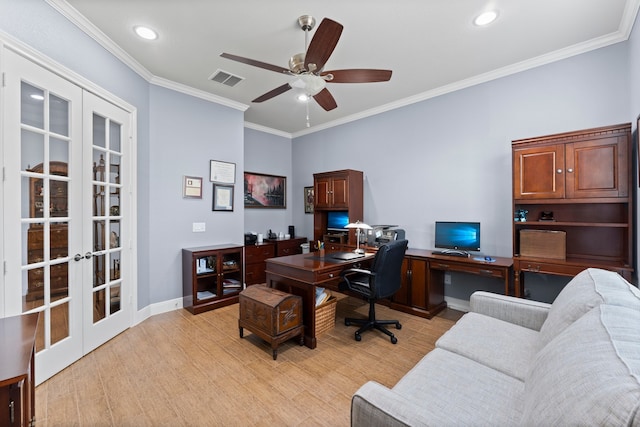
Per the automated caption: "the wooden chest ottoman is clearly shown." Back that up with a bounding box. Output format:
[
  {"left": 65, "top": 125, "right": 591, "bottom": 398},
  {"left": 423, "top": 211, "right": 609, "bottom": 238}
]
[{"left": 239, "top": 285, "right": 304, "bottom": 360}]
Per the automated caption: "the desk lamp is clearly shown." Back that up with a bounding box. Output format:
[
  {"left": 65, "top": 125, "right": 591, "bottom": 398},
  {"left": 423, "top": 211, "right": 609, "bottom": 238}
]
[{"left": 345, "top": 221, "right": 372, "bottom": 254}]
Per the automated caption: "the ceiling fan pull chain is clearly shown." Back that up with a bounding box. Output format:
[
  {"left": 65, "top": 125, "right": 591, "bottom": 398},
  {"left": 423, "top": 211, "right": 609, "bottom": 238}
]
[{"left": 306, "top": 101, "right": 311, "bottom": 128}]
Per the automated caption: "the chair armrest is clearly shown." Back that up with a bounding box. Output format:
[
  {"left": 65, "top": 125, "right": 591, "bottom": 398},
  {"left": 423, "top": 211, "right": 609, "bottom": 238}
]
[
  {"left": 351, "top": 381, "right": 438, "bottom": 427},
  {"left": 340, "top": 268, "right": 372, "bottom": 278},
  {"left": 470, "top": 291, "right": 550, "bottom": 331}
]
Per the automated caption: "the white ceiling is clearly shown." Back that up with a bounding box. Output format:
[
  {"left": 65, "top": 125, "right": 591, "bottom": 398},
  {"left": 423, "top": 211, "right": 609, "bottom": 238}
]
[{"left": 50, "top": 0, "right": 640, "bottom": 137}]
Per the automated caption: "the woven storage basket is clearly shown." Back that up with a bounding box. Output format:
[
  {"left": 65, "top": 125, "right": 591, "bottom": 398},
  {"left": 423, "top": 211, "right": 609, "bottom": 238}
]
[{"left": 315, "top": 295, "right": 337, "bottom": 336}]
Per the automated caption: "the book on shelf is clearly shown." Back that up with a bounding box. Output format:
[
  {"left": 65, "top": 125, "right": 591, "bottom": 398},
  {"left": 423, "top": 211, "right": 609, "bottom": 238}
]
[
  {"left": 223, "top": 278, "right": 242, "bottom": 288},
  {"left": 197, "top": 290, "right": 216, "bottom": 300}
]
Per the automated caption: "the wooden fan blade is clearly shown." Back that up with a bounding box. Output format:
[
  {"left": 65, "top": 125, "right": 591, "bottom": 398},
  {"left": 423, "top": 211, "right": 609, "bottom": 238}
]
[
  {"left": 305, "top": 18, "right": 343, "bottom": 73},
  {"left": 220, "top": 53, "right": 290, "bottom": 74},
  {"left": 322, "top": 69, "right": 392, "bottom": 83},
  {"left": 313, "top": 88, "right": 337, "bottom": 111},
  {"left": 252, "top": 83, "right": 292, "bottom": 103}
]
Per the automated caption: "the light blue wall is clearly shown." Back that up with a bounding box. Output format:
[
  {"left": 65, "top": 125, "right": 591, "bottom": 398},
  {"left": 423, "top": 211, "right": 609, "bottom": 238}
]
[
  {"left": 149, "top": 86, "right": 244, "bottom": 303},
  {"left": 243, "top": 128, "right": 294, "bottom": 238}
]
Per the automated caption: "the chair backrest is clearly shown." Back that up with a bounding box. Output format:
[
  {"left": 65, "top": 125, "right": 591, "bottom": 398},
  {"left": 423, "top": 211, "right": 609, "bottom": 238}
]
[{"left": 370, "top": 239, "right": 409, "bottom": 299}]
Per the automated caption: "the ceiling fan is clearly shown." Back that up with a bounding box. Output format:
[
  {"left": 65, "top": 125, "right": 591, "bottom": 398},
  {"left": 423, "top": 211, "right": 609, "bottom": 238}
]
[{"left": 220, "top": 15, "right": 392, "bottom": 112}]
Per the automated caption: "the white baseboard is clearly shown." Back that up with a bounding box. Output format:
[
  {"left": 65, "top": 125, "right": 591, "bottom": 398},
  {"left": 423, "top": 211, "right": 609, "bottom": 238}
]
[
  {"left": 133, "top": 297, "right": 183, "bottom": 326},
  {"left": 445, "top": 296, "right": 470, "bottom": 313}
]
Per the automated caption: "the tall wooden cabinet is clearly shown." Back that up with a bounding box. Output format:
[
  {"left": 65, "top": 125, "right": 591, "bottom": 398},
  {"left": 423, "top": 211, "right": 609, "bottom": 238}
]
[
  {"left": 313, "top": 169, "right": 364, "bottom": 247},
  {"left": 512, "top": 123, "right": 633, "bottom": 295},
  {"left": 182, "top": 244, "right": 244, "bottom": 314}
]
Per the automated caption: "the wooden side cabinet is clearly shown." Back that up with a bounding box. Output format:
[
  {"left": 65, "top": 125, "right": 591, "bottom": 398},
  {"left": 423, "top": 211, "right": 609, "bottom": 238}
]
[
  {"left": 182, "top": 244, "right": 244, "bottom": 314},
  {"left": 0, "top": 313, "right": 38, "bottom": 427},
  {"left": 391, "top": 252, "right": 446, "bottom": 319},
  {"left": 512, "top": 123, "right": 633, "bottom": 295},
  {"left": 244, "top": 243, "right": 275, "bottom": 286}
]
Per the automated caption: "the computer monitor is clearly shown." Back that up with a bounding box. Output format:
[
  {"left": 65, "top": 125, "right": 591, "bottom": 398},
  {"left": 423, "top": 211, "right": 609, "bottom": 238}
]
[{"left": 434, "top": 221, "right": 481, "bottom": 252}]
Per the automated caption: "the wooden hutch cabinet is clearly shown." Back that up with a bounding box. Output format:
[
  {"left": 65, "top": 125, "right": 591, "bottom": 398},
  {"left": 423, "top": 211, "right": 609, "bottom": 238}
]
[
  {"left": 27, "top": 161, "right": 68, "bottom": 301},
  {"left": 313, "top": 169, "right": 363, "bottom": 248},
  {"left": 182, "top": 244, "right": 244, "bottom": 314},
  {"left": 512, "top": 123, "right": 633, "bottom": 295}
]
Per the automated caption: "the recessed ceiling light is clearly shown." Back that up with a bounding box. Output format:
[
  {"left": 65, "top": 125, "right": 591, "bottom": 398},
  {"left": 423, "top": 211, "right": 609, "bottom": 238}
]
[
  {"left": 474, "top": 10, "right": 498, "bottom": 26},
  {"left": 134, "top": 25, "right": 158, "bottom": 40}
]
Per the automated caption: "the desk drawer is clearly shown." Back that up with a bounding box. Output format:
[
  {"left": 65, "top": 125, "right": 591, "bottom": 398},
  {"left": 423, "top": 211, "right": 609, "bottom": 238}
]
[{"left": 429, "top": 261, "right": 506, "bottom": 279}]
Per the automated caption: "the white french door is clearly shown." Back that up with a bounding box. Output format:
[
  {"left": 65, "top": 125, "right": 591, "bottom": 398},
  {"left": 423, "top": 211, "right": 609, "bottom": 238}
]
[{"left": 2, "top": 48, "right": 133, "bottom": 384}]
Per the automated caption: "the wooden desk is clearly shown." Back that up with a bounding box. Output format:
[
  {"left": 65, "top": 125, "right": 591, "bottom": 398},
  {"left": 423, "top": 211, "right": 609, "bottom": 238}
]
[
  {"left": 265, "top": 252, "right": 375, "bottom": 349},
  {"left": 0, "top": 313, "right": 39, "bottom": 427},
  {"left": 418, "top": 250, "right": 514, "bottom": 296}
]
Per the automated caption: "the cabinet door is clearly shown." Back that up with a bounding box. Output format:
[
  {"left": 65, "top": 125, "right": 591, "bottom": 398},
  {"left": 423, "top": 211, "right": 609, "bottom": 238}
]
[
  {"left": 314, "top": 177, "right": 331, "bottom": 209},
  {"left": 392, "top": 258, "right": 410, "bottom": 305},
  {"left": 408, "top": 258, "right": 429, "bottom": 310},
  {"left": 330, "top": 176, "right": 349, "bottom": 208},
  {"left": 513, "top": 145, "right": 565, "bottom": 199},
  {"left": 565, "top": 136, "right": 628, "bottom": 198}
]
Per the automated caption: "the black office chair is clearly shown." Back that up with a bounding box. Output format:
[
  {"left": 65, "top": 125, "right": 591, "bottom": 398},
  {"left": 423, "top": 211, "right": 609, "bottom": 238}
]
[{"left": 340, "top": 239, "right": 409, "bottom": 344}]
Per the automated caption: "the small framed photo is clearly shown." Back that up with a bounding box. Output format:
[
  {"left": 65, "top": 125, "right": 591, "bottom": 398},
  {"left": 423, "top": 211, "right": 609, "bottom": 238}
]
[
  {"left": 183, "top": 176, "right": 203, "bottom": 199},
  {"left": 213, "top": 184, "right": 234, "bottom": 211},
  {"left": 304, "top": 186, "right": 314, "bottom": 213},
  {"left": 210, "top": 160, "right": 236, "bottom": 184}
]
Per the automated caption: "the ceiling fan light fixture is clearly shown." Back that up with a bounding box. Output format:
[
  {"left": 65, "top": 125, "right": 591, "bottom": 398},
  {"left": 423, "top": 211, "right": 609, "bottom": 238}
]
[
  {"left": 289, "top": 53, "right": 306, "bottom": 73},
  {"left": 474, "top": 10, "right": 498, "bottom": 26},
  {"left": 297, "top": 93, "right": 310, "bottom": 102},
  {"left": 134, "top": 25, "right": 158, "bottom": 40}
]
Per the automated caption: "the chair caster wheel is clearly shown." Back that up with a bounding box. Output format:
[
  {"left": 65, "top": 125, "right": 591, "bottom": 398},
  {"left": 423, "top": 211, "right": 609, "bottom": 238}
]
[
  {"left": 390, "top": 336, "right": 398, "bottom": 344},
  {"left": 395, "top": 323, "right": 402, "bottom": 330},
  {"left": 345, "top": 319, "right": 351, "bottom": 326},
  {"left": 355, "top": 333, "right": 362, "bottom": 341}
]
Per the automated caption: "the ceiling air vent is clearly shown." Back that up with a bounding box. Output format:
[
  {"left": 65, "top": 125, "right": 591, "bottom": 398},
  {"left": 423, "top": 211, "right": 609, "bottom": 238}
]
[{"left": 209, "top": 69, "right": 244, "bottom": 87}]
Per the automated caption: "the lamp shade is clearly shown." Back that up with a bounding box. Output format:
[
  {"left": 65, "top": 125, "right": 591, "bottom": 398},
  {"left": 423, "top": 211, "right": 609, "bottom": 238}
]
[{"left": 345, "top": 221, "right": 372, "bottom": 230}]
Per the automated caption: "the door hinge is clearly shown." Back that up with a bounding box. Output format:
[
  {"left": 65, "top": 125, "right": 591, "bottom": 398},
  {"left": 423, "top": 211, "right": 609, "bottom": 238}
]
[
  {"left": 2, "top": 72, "right": 5, "bottom": 87},
  {"left": 3, "top": 260, "right": 6, "bottom": 275}
]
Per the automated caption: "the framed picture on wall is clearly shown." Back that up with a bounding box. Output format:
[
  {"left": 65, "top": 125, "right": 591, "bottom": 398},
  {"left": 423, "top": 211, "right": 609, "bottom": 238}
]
[
  {"left": 213, "top": 184, "right": 234, "bottom": 211},
  {"left": 183, "top": 176, "right": 203, "bottom": 199},
  {"left": 244, "top": 172, "right": 286, "bottom": 208},
  {"left": 210, "top": 160, "right": 236, "bottom": 184},
  {"left": 304, "top": 186, "right": 314, "bottom": 213}
]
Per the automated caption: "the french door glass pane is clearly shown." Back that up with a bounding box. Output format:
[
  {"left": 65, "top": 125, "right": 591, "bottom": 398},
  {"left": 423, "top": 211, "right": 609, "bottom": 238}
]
[
  {"left": 51, "top": 302, "right": 70, "bottom": 345},
  {"left": 50, "top": 137, "right": 69, "bottom": 172},
  {"left": 49, "top": 94, "right": 69, "bottom": 137},
  {"left": 21, "top": 82, "right": 44, "bottom": 128},
  {"left": 21, "top": 130, "right": 44, "bottom": 171}
]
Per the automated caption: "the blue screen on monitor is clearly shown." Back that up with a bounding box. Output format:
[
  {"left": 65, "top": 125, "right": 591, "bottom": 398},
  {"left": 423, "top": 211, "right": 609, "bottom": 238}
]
[
  {"left": 435, "top": 221, "right": 481, "bottom": 251},
  {"left": 327, "top": 211, "right": 349, "bottom": 231}
]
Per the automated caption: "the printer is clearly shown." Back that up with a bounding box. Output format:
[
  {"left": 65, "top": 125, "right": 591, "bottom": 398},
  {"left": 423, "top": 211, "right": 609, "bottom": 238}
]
[{"left": 366, "top": 225, "right": 406, "bottom": 247}]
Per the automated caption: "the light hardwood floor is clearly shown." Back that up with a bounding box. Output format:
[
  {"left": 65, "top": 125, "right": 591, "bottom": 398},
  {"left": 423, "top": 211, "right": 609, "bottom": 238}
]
[{"left": 35, "top": 294, "right": 462, "bottom": 426}]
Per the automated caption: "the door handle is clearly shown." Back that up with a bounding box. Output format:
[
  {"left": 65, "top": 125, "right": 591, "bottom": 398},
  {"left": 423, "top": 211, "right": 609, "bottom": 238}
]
[{"left": 74, "top": 252, "right": 95, "bottom": 261}]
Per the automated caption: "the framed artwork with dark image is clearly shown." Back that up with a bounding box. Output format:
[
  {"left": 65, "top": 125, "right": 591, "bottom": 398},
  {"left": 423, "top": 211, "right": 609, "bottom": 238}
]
[
  {"left": 304, "top": 186, "right": 314, "bottom": 213},
  {"left": 213, "top": 184, "right": 234, "bottom": 211},
  {"left": 244, "top": 172, "right": 286, "bottom": 208}
]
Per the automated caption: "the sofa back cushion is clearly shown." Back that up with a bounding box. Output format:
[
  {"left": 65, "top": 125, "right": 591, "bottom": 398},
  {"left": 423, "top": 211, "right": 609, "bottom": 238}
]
[
  {"left": 538, "top": 268, "right": 640, "bottom": 350},
  {"left": 522, "top": 304, "right": 640, "bottom": 425}
]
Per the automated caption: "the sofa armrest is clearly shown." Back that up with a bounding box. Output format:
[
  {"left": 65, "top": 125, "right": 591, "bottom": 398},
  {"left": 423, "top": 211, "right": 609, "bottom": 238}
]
[
  {"left": 351, "top": 381, "right": 436, "bottom": 427},
  {"left": 470, "top": 291, "right": 550, "bottom": 331}
]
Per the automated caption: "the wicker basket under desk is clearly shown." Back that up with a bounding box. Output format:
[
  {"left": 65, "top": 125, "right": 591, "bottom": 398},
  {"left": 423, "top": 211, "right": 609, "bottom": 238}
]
[{"left": 315, "top": 295, "right": 337, "bottom": 336}]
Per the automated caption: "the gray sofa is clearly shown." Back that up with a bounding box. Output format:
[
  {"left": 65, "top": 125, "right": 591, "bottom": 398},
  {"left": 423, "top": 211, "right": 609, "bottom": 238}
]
[{"left": 351, "top": 268, "right": 640, "bottom": 426}]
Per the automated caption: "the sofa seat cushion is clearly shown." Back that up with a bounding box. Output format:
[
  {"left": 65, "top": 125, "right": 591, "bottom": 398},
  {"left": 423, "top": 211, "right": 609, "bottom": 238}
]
[
  {"left": 436, "top": 312, "right": 538, "bottom": 381},
  {"left": 523, "top": 304, "right": 640, "bottom": 426},
  {"left": 390, "top": 348, "right": 524, "bottom": 426},
  {"left": 537, "top": 268, "right": 640, "bottom": 350}
]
